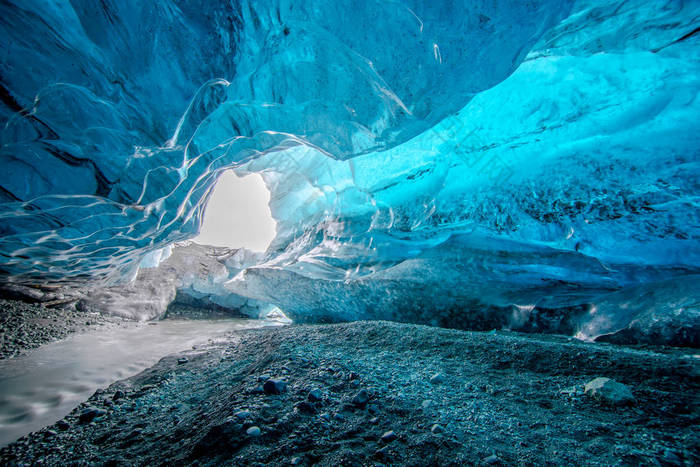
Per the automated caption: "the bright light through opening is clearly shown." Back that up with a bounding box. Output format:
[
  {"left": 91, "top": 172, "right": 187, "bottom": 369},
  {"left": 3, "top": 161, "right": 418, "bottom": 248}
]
[{"left": 193, "top": 171, "right": 276, "bottom": 252}]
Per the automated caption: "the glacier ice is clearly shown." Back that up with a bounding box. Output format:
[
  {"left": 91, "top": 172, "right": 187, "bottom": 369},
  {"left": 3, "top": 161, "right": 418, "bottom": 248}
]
[
  {"left": 81, "top": 243, "right": 274, "bottom": 321},
  {"left": 0, "top": 0, "right": 573, "bottom": 281},
  {"left": 0, "top": 0, "right": 699, "bottom": 343}
]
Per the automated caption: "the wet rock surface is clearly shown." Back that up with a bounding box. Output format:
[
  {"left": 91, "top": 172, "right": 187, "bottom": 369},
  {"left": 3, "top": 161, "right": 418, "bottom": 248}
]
[
  {"left": 1, "top": 321, "right": 698, "bottom": 466},
  {"left": 0, "top": 299, "right": 126, "bottom": 359}
]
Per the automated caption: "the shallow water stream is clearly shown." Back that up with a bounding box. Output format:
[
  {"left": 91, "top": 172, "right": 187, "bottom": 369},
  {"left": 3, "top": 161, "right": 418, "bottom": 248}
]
[{"left": 0, "top": 318, "right": 280, "bottom": 446}]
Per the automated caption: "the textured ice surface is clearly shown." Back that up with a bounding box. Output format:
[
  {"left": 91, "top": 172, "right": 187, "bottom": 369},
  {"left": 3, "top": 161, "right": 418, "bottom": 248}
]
[
  {"left": 0, "top": 1, "right": 699, "bottom": 342},
  {"left": 81, "top": 243, "right": 273, "bottom": 321},
  {"left": 0, "top": 0, "right": 572, "bottom": 281}
]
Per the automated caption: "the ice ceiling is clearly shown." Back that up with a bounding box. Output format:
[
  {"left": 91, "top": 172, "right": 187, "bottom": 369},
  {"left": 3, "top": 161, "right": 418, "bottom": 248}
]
[{"left": 0, "top": 0, "right": 699, "bottom": 340}]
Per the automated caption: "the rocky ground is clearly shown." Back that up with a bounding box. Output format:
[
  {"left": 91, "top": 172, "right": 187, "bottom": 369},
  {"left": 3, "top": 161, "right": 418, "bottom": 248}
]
[
  {"left": 0, "top": 299, "right": 128, "bottom": 359},
  {"left": 0, "top": 321, "right": 697, "bottom": 466}
]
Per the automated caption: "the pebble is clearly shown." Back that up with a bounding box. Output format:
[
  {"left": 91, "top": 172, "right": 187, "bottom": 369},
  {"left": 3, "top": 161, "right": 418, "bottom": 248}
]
[
  {"left": 483, "top": 454, "right": 501, "bottom": 465},
  {"left": 584, "top": 377, "right": 635, "bottom": 406},
  {"left": 177, "top": 357, "right": 188, "bottom": 365},
  {"left": 79, "top": 407, "right": 107, "bottom": 424},
  {"left": 431, "top": 424, "right": 444, "bottom": 434},
  {"left": 352, "top": 389, "right": 369, "bottom": 407},
  {"left": 429, "top": 373, "right": 444, "bottom": 384},
  {"left": 55, "top": 420, "right": 70, "bottom": 431},
  {"left": 308, "top": 388, "right": 323, "bottom": 402},
  {"left": 380, "top": 430, "right": 397, "bottom": 442},
  {"left": 112, "top": 390, "right": 125, "bottom": 401},
  {"left": 295, "top": 401, "right": 315, "bottom": 413},
  {"left": 234, "top": 410, "right": 251, "bottom": 420},
  {"left": 319, "top": 412, "right": 331, "bottom": 421},
  {"left": 246, "top": 426, "right": 261, "bottom": 437},
  {"left": 263, "top": 379, "right": 288, "bottom": 395}
]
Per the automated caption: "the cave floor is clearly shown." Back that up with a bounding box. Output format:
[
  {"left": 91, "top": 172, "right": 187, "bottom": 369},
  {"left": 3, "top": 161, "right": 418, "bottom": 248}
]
[{"left": 1, "top": 321, "right": 698, "bottom": 466}]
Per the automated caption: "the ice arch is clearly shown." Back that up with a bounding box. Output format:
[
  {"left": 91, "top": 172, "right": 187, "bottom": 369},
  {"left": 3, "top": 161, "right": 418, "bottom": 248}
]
[
  {"left": 0, "top": 0, "right": 574, "bottom": 282},
  {"left": 0, "top": 0, "right": 698, "bottom": 344}
]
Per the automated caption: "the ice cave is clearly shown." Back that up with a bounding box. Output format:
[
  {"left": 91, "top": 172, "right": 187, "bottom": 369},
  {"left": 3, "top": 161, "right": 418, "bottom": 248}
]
[{"left": 0, "top": 0, "right": 698, "bottom": 465}]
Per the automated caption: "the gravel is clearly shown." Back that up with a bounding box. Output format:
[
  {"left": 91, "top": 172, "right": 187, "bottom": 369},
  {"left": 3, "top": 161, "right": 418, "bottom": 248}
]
[
  {"left": 1, "top": 321, "right": 698, "bottom": 466},
  {"left": 0, "top": 299, "right": 126, "bottom": 359}
]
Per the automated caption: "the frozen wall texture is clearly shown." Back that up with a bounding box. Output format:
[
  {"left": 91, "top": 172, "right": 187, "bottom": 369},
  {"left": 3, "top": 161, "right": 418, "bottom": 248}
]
[{"left": 0, "top": 0, "right": 698, "bottom": 343}]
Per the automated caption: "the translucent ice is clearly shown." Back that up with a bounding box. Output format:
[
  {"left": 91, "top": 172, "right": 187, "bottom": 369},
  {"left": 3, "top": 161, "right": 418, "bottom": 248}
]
[
  {"left": 1, "top": 0, "right": 698, "bottom": 343},
  {"left": 0, "top": 0, "right": 572, "bottom": 281}
]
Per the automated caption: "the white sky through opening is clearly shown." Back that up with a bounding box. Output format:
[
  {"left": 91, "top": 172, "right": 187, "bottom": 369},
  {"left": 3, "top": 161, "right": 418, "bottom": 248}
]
[{"left": 193, "top": 171, "right": 276, "bottom": 252}]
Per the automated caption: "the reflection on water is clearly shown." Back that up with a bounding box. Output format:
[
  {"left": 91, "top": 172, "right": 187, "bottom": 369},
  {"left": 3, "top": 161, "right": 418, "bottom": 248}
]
[{"left": 0, "top": 318, "right": 280, "bottom": 446}]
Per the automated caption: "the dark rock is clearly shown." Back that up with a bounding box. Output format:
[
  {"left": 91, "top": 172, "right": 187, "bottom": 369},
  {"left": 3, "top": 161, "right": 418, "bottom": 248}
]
[
  {"left": 308, "top": 388, "right": 323, "bottom": 402},
  {"left": 483, "top": 454, "right": 501, "bottom": 465},
  {"left": 380, "top": 430, "right": 397, "bottom": 442},
  {"left": 352, "top": 389, "right": 369, "bottom": 407},
  {"left": 177, "top": 357, "right": 188, "bottom": 365},
  {"left": 295, "top": 401, "right": 316, "bottom": 414},
  {"left": 55, "top": 420, "right": 70, "bottom": 431},
  {"left": 112, "top": 390, "right": 125, "bottom": 401},
  {"left": 263, "top": 379, "right": 287, "bottom": 395},
  {"left": 431, "top": 424, "right": 444, "bottom": 434},
  {"left": 79, "top": 407, "right": 107, "bottom": 424}
]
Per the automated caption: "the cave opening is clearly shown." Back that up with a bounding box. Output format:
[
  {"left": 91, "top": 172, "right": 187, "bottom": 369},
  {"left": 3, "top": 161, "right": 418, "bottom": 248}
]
[{"left": 192, "top": 170, "right": 277, "bottom": 252}]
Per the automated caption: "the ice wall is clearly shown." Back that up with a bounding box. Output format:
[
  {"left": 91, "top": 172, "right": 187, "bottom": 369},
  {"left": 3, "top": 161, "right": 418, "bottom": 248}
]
[{"left": 230, "top": 0, "right": 700, "bottom": 343}]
